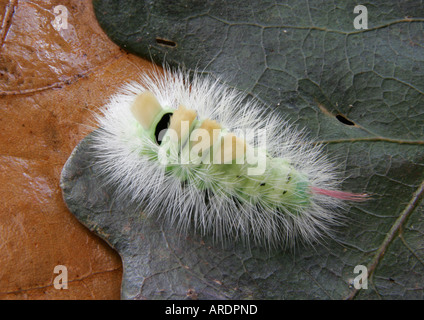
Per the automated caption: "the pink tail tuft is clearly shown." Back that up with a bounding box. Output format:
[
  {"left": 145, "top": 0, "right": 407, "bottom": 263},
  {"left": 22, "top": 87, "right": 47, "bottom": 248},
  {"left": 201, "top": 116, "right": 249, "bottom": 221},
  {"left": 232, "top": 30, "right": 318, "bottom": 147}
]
[{"left": 311, "top": 187, "right": 368, "bottom": 202}]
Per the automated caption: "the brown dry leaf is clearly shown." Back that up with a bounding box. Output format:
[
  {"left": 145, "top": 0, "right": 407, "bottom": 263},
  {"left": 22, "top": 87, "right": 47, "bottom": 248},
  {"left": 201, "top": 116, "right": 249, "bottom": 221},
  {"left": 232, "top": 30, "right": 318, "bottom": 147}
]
[{"left": 0, "top": 0, "right": 158, "bottom": 299}]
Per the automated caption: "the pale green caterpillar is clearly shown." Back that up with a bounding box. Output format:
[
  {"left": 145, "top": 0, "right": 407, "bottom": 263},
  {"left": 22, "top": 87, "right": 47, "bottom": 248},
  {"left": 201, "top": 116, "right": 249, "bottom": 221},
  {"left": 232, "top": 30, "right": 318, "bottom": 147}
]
[
  {"left": 92, "top": 68, "right": 365, "bottom": 248},
  {"left": 132, "top": 90, "right": 311, "bottom": 208}
]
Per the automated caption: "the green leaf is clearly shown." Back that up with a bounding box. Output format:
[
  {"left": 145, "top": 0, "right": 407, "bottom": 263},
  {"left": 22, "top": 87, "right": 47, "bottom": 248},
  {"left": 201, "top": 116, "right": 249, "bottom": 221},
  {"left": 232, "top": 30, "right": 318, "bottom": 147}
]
[{"left": 64, "top": 0, "right": 424, "bottom": 299}]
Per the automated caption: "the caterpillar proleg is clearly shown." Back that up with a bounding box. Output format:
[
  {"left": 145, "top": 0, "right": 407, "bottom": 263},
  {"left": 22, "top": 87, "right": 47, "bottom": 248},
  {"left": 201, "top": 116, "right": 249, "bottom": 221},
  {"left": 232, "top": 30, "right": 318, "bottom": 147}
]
[{"left": 91, "top": 68, "right": 366, "bottom": 249}]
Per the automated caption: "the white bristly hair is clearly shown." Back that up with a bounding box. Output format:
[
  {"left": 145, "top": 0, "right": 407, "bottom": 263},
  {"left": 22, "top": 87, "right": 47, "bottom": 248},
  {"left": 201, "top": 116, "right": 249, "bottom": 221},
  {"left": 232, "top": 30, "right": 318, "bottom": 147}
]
[{"left": 90, "top": 67, "right": 361, "bottom": 249}]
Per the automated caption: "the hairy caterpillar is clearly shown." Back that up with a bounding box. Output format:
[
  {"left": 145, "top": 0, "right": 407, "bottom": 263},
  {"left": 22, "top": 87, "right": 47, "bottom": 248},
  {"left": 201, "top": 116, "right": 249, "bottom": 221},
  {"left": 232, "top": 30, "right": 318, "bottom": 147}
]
[{"left": 91, "top": 68, "right": 366, "bottom": 249}]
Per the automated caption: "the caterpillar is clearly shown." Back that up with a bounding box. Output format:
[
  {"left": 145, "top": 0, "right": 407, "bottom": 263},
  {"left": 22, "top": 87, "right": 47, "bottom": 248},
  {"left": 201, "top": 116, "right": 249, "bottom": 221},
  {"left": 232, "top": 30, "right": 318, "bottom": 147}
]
[{"left": 91, "top": 68, "right": 366, "bottom": 249}]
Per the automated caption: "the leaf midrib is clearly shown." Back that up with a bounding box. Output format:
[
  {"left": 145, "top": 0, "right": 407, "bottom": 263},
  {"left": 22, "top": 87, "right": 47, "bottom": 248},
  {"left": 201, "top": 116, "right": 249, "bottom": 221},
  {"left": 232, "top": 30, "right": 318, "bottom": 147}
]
[{"left": 345, "top": 178, "right": 424, "bottom": 299}]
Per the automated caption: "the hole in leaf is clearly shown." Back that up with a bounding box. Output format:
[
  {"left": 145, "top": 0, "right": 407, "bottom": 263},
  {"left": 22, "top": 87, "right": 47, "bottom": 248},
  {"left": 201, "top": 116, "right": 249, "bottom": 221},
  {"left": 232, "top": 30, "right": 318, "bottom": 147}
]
[
  {"left": 155, "top": 113, "right": 173, "bottom": 144},
  {"left": 336, "top": 114, "right": 355, "bottom": 126},
  {"left": 156, "top": 38, "right": 177, "bottom": 47}
]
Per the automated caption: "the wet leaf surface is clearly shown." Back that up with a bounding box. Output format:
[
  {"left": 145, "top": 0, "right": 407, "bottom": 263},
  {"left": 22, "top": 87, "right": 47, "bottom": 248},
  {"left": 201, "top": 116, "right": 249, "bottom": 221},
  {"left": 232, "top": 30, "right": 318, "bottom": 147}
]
[{"left": 0, "top": 0, "right": 158, "bottom": 299}]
